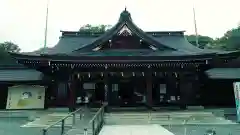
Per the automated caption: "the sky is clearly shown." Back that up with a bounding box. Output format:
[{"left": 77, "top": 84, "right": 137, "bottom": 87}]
[{"left": 0, "top": 0, "right": 240, "bottom": 52}]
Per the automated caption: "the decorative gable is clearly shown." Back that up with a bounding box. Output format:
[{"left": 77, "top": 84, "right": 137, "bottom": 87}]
[
  {"left": 118, "top": 25, "right": 132, "bottom": 36},
  {"left": 74, "top": 9, "right": 176, "bottom": 52}
]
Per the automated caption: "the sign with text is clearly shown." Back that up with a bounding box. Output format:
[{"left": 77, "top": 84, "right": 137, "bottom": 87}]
[
  {"left": 233, "top": 82, "right": 240, "bottom": 122},
  {"left": 6, "top": 85, "right": 45, "bottom": 109}
]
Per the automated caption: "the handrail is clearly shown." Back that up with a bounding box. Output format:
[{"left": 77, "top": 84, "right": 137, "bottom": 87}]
[
  {"left": 182, "top": 115, "right": 195, "bottom": 135},
  {"left": 84, "top": 103, "right": 107, "bottom": 135},
  {"left": 89, "top": 105, "right": 104, "bottom": 124},
  {"left": 42, "top": 107, "right": 83, "bottom": 135}
]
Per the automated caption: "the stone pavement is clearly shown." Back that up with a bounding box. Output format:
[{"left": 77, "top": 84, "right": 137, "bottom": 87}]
[
  {"left": 0, "top": 107, "right": 96, "bottom": 135},
  {"left": 99, "top": 125, "right": 174, "bottom": 135},
  {"left": 0, "top": 108, "right": 70, "bottom": 135},
  {"left": 164, "top": 125, "right": 240, "bottom": 135},
  {"left": 21, "top": 113, "right": 74, "bottom": 128},
  {"left": 0, "top": 108, "right": 69, "bottom": 118}
]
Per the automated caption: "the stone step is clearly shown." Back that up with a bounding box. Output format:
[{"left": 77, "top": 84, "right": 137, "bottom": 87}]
[
  {"left": 105, "top": 113, "right": 150, "bottom": 116},
  {"left": 106, "top": 115, "right": 147, "bottom": 117},
  {"left": 105, "top": 118, "right": 149, "bottom": 122},
  {"left": 105, "top": 115, "right": 148, "bottom": 117},
  {"left": 105, "top": 112, "right": 213, "bottom": 117},
  {"left": 104, "top": 117, "right": 236, "bottom": 126},
  {"left": 105, "top": 121, "right": 149, "bottom": 125},
  {"left": 65, "top": 129, "right": 93, "bottom": 135},
  {"left": 106, "top": 119, "right": 149, "bottom": 122}
]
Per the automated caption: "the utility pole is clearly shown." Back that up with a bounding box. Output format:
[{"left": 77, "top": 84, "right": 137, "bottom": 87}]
[
  {"left": 193, "top": 7, "right": 199, "bottom": 47},
  {"left": 43, "top": 0, "right": 50, "bottom": 54}
]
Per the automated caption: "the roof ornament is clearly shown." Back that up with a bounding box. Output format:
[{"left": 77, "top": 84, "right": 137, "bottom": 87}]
[
  {"left": 119, "top": 7, "right": 132, "bottom": 21},
  {"left": 149, "top": 45, "right": 158, "bottom": 50},
  {"left": 92, "top": 46, "right": 101, "bottom": 51}
]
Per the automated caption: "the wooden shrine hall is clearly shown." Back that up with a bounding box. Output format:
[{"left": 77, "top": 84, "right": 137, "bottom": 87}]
[{"left": 10, "top": 9, "right": 240, "bottom": 111}]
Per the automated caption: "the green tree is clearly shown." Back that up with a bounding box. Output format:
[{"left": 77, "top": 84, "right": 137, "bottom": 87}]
[
  {"left": 79, "top": 24, "right": 112, "bottom": 33},
  {"left": 0, "top": 41, "right": 21, "bottom": 53},
  {"left": 186, "top": 35, "right": 214, "bottom": 49},
  {"left": 214, "top": 27, "right": 240, "bottom": 50},
  {"left": 0, "top": 41, "right": 20, "bottom": 65}
]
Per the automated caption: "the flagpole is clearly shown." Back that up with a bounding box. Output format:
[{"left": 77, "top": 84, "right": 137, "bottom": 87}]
[
  {"left": 43, "top": 0, "right": 50, "bottom": 54},
  {"left": 193, "top": 6, "right": 199, "bottom": 47}
]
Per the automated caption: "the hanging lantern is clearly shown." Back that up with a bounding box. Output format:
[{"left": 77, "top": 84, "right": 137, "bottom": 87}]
[
  {"left": 132, "top": 72, "right": 135, "bottom": 76},
  {"left": 88, "top": 72, "right": 91, "bottom": 78}
]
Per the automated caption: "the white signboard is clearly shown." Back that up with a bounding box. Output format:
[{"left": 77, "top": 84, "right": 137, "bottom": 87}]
[
  {"left": 6, "top": 85, "right": 45, "bottom": 109},
  {"left": 233, "top": 82, "right": 240, "bottom": 122},
  {"left": 83, "top": 83, "right": 95, "bottom": 89}
]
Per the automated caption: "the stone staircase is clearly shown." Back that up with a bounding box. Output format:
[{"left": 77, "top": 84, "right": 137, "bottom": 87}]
[
  {"left": 65, "top": 109, "right": 236, "bottom": 135},
  {"left": 104, "top": 111, "right": 236, "bottom": 126},
  {"left": 104, "top": 112, "right": 150, "bottom": 125}
]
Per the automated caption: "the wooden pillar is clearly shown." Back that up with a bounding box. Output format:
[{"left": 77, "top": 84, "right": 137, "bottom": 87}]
[
  {"left": 179, "top": 73, "right": 187, "bottom": 109},
  {"left": 104, "top": 72, "right": 109, "bottom": 103},
  {"left": 77, "top": 75, "right": 84, "bottom": 104},
  {"left": 146, "top": 72, "right": 153, "bottom": 107},
  {"left": 103, "top": 72, "right": 110, "bottom": 112},
  {"left": 68, "top": 74, "right": 77, "bottom": 112},
  {"left": 110, "top": 77, "right": 119, "bottom": 106},
  {"left": 108, "top": 81, "right": 112, "bottom": 106}
]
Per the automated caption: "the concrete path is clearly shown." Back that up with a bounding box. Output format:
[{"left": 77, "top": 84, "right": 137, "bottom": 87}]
[{"left": 99, "top": 125, "right": 174, "bottom": 135}]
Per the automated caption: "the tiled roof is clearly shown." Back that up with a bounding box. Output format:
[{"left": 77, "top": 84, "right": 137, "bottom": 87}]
[
  {"left": 70, "top": 49, "right": 207, "bottom": 57},
  {"left": 0, "top": 69, "right": 43, "bottom": 82},
  {"left": 25, "top": 36, "right": 98, "bottom": 55},
  {"left": 205, "top": 68, "right": 240, "bottom": 79}
]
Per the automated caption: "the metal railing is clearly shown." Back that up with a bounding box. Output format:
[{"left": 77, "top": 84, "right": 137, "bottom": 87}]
[
  {"left": 42, "top": 108, "right": 83, "bottom": 135},
  {"left": 84, "top": 103, "right": 107, "bottom": 135}
]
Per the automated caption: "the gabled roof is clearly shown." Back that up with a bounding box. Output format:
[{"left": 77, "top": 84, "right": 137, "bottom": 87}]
[{"left": 72, "top": 9, "right": 177, "bottom": 52}]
